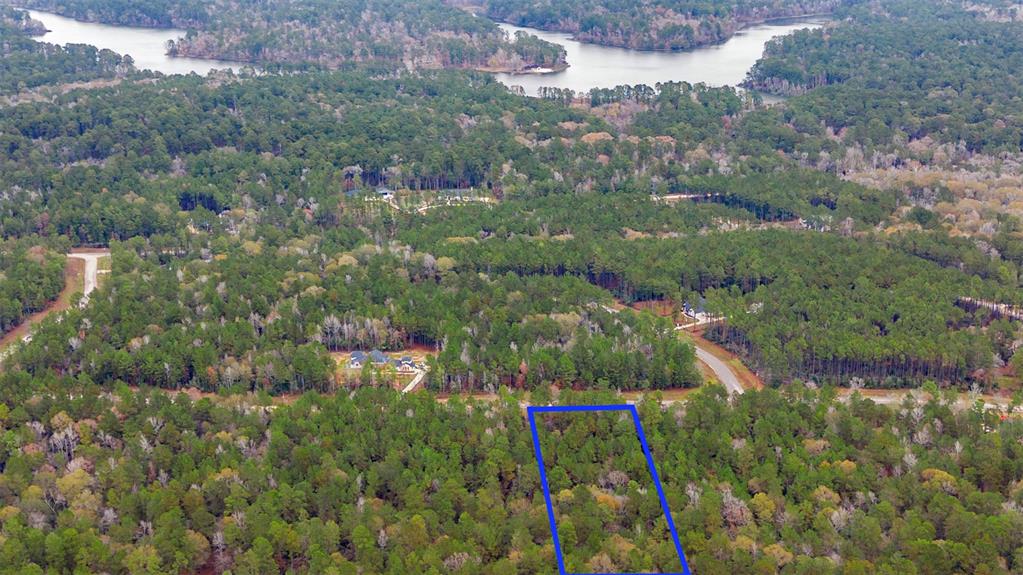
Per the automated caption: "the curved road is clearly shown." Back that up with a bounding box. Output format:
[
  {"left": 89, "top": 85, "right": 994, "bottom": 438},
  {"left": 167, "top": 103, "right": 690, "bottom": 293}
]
[{"left": 694, "top": 344, "right": 744, "bottom": 396}]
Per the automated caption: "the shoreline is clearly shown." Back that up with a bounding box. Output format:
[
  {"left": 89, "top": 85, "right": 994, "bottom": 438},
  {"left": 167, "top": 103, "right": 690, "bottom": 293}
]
[
  {"left": 494, "top": 12, "right": 831, "bottom": 55},
  {"left": 6, "top": 2, "right": 186, "bottom": 30},
  {"left": 17, "top": 5, "right": 569, "bottom": 75},
  {"left": 476, "top": 61, "right": 570, "bottom": 75}
]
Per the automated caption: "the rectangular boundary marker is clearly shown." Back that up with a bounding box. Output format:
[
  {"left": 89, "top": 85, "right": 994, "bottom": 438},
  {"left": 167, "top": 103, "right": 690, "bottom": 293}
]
[{"left": 527, "top": 404, "right": 691, "bottom": 575}]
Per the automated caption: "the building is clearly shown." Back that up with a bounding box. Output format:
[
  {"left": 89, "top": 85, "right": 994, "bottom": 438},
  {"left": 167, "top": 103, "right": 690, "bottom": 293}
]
[
  {"left": 348, "top": 351, "right": 367, "bottom": 369},
  {"left": 348, "top": 350, "right": 392, "bottom": 369},
  {"left": 683, "top": 297, "right": 707, "bottom": 317},
  {"left": 393, "top": 356, "right": 417, "bottom": 374}
]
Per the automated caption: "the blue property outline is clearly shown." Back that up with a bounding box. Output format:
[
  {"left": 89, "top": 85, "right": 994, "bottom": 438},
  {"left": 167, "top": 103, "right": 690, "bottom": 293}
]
[{"left": 527, "top": 404, "right": 691, "bottom": 575}]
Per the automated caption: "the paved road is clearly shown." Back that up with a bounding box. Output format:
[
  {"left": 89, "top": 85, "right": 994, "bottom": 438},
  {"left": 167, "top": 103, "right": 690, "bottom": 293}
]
[
  {"left": 694, "top": 344, "right": 744, "bottom": 395},
  {"left": 609, "top": 301, "right": 743, "bottom": 395},
  {"left": 68, "top": 251, "right": 107, "bottom": 303},
  {"left": 401, "top": 369, "right": 426, "bottom": 394}
]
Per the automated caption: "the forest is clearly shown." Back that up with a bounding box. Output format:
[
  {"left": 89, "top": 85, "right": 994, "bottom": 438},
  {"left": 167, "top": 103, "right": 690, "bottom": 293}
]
[
  {"left": 7, "top": 0, "right": 568, "bottom": 72},
  {"left": 0, "top": 239, "right": 66, "bottom": 338},
  {"left": 0, "top": 9, "right": 132, "bottom": 97},
  {"left": 531, "top": 407, "right": 685, "bottom": 572},
  {"left": 745, "top": 0, "right": 1023, "bottom": 157},
  {"left": 0, "top": 239, "right": 701, "bottom": 397},
  {"left": 0, "top": 386, "right": 1021, "bottom": 574},
  {"left": 480, "top": 0, "right": 839, "bottom": 50},
  {"left": 3, "top": 7, "right": 1023, "bottom": 391},
  {"left": 3, "top": 0, "right": 1023, "bottom": 573},
  {"left": 5, "top": 0, "right": 840, "bottom": 55},
  {"left": 0, "top": 69, "right": 889, "bottom": 244},
  {"left": 432, "top": 229, "right": 1012, "bottom": 385},
  {"left": 733, "top": 0, "right": 1023, "bottom": 283},
  {"left": 0, "top": 5, "right": 45, "bottom": 34},
  {"left": 6, "top": 0, "right": 207, "bottom": 27}
]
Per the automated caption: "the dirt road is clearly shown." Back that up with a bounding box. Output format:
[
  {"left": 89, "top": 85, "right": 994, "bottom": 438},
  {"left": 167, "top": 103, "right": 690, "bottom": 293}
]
[{"left": 0, "top": 249, "right": 109, "bottom": 363}]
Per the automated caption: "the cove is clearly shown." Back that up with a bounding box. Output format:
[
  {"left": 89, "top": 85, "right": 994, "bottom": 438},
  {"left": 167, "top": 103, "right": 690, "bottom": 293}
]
[
  {"left": 25, "top": 8, "right": 248, "bottom": 75},
  {"left": 494, "top": 18, "right": 826, "bottom": 96}
]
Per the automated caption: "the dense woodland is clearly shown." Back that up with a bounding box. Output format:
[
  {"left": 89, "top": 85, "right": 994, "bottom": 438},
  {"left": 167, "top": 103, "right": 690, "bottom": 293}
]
[
  {"left": 161, "top": 0, "right": 568, "bottom": 73},
  {"left": 5, "top": 1, "right": 1023, "bottom": 574},
  {"left": 746, "top": 0, "right": 1023, "bottom": 157},
  {"left": 735, "top": 0, "right": 1023, "bottom": 287},
  {"left": 0, "top": 11, "right": 132, "bottom": 96},
  {"left": 1, "top": 239, "right": 701, "bottom": 396},
  {"left": 0, "top": 387, "right": 1021, "bottom": 574},
  {"left": 533, "top": 408, "right": 685, "bottom": 572},
  {"left": 6, "top": 0, "right": 206, "bottom": 27},
  {"left": 8, "top": 0, "right": 568, "bottom": 71},
  {"left": 0, "top": 5, "right": 45, "bottom": 34},
  {"left": 6, "top": 0, "right": 839, "bottom": 56},
  {"left": 3, "top": 3, "right": 1023, "bottom": 390},
  {"left": 438, "top": 228, "right": 1014, "bottom": 384},
  {"left": 480, "top": 0, "right": 840, "bottom": 50},
  {"left": 0, "top": 239, "right": 66, "bottom": 338}
]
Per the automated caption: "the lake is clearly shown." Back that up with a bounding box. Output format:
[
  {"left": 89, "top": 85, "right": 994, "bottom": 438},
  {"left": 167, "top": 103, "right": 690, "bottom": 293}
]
[
  {"left": 24, "top": 8, "right": 822, "bottom": 89},
  {"left": 495, "top": 19, "right": 826, "bottom": 96},
  {"left": 25, "top": 9, "right": 246, "bottom": 75}
]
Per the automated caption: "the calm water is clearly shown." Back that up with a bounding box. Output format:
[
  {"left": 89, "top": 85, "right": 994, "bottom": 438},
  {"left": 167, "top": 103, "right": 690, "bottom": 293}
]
[
  {"left": 495, "top": 19, "right": 825, "bottom": 95},
  {"left": 25, "top": 8, "right": 821, "bottom": 87},
  {"left": 26, "top": 9, "right": 247, "bottom": 75}
]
